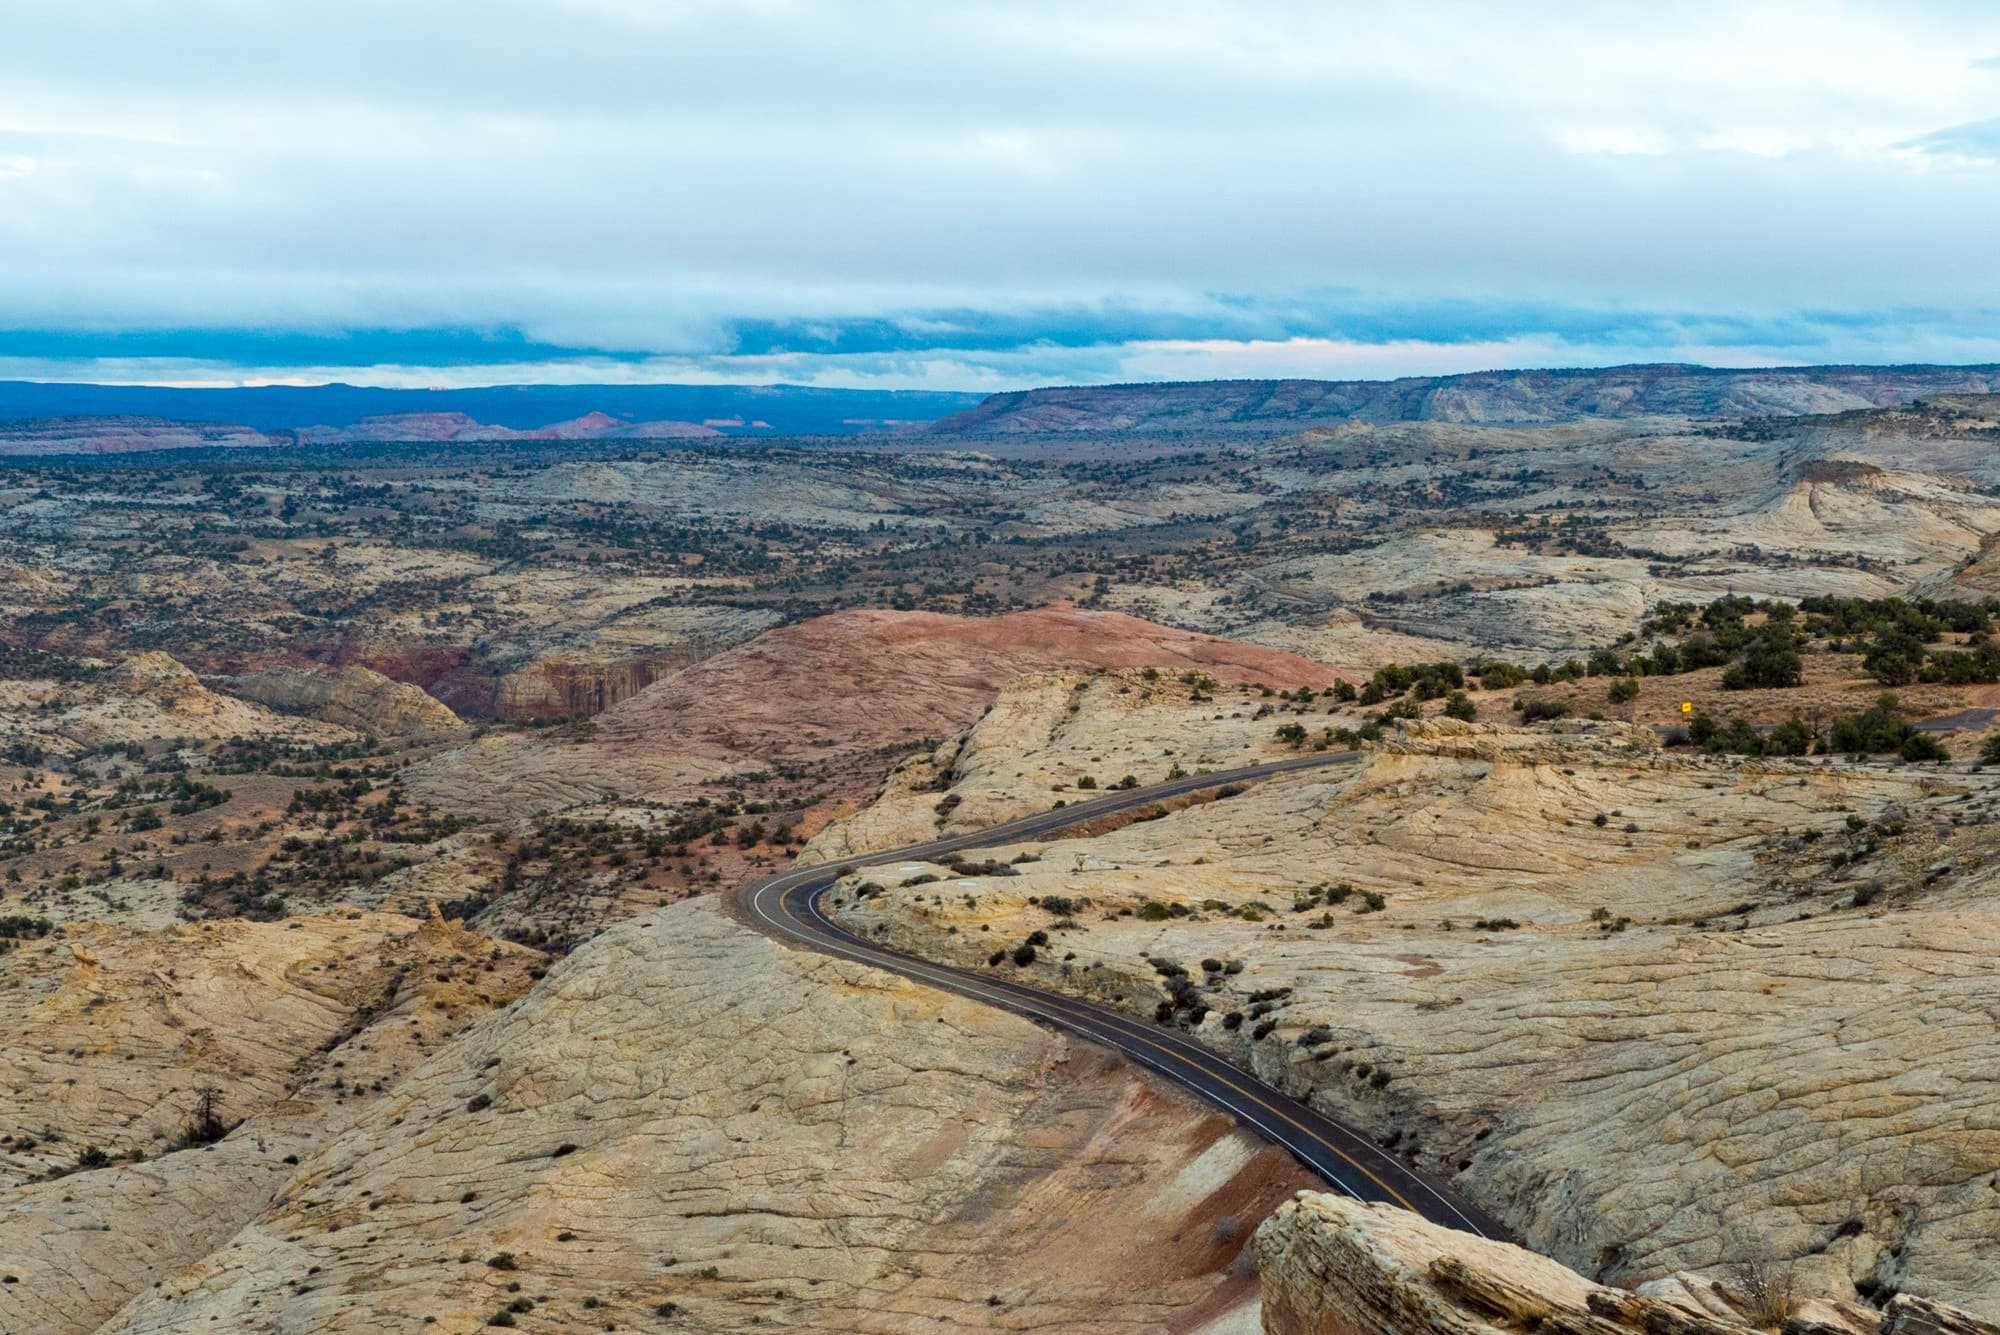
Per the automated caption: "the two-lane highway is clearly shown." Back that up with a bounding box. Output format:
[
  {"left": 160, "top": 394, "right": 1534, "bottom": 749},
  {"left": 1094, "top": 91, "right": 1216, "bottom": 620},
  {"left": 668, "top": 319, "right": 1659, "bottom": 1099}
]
[{"left": 733, "top": 751, "right": 1511, "bottom": 1241}]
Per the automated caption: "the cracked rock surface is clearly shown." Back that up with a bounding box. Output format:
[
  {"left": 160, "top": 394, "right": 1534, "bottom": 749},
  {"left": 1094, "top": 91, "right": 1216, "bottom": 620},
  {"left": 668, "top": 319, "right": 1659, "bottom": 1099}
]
[
  {"left": 91, "top": 900, "right": 1301, "bottom": 1332},
  {"left": 833, "top": 714, "right": 2000, "bottom": 1317},
  {"left": 1253, "top": 1193, "right": 1997, "bottom": 1335}
]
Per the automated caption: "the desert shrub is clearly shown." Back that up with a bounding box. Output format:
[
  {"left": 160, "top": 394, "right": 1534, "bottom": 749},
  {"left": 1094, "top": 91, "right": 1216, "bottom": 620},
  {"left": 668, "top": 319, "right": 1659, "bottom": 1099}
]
[
  {"left": 1703, "top": 717, "right": 1767, "bottom": 756},
  {"left": 0, "top": 916, "right": 52, "bottom": 940},
  {"left": 1767, "top": 715, "right": 1815, "bottom": 756},
  {"left": 1723, "top": 1241, "right": 1802, "bottom": 1326},
  {"left": 1828, "top": 693, "right": 1920, "bottom": 755},
  {"left": 1721, "top": 635, "right": 1802, "bottom": 689},
  {"left": 170, "top": 1088, "right": 232, "bottom": 1149},
  {"left": 1901, "top": 731, "right": 1949, "bottom": 764},
  {"left": 1676, "top": 632, "right": 1731, "bottom": 671},
  {"left": 1362, "top": 660, "right": 1465, "bottom": 702}
]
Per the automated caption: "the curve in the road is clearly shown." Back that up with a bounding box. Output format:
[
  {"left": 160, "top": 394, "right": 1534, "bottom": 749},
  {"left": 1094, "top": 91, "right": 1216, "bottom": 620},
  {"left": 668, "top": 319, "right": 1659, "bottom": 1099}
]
[{"left": 733, "top": 751, "right": 1512, "bottom": 1241}]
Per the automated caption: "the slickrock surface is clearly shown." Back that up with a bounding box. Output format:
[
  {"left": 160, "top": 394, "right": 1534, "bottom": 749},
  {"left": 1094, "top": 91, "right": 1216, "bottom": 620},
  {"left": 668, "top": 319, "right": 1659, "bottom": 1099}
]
[
  {"left": 1217, "top": 527, "right": 1899, "bottom": 659},
  {"left": 0, "top": 909, "right": 542, "bottom": 1332},
  {"left": 833, "top": 715, "right": 2000, "bottom": 1313},
  {"left": 94, "top": 900, "right": 1301, "bottom": 1332},
  {"left": 408, "top": 607, "right": 1343, "bottom": 817},
  {"left": 808, "top": 668, "right": 1301, "bottom": 860},
  {"left": 1622, "top": 466, "right": 2000, "bottom": 570},
  {"left": 228, "top": 663, "right": 463, "bottom": 737},
  {"left": 1253, "top": 1194, "right": 1993, "bottom": 1335},
  {"left": 0, "top": 652, "right": 355, "bottom": 760}
]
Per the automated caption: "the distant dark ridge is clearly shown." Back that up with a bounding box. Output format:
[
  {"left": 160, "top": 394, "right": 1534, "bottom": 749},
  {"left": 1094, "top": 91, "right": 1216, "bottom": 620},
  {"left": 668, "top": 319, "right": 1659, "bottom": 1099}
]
[
  {"left": 0, "top": 381, "right": 984, "bottom": 436},
  {"left": 930, "top": 362, "right": 2000, "bottom": 434}
]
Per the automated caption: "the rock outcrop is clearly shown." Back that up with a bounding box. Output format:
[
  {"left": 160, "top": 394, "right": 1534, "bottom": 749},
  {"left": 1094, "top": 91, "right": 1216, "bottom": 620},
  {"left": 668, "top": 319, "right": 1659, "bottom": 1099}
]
[
  {"left": 808, "top": 666, "right": 1311, "bottom": 859},
  {"left": 1253, "top": 1194, "right": 1997, "bottom": 1335},
  {"left": 0, "top": 910, "right": 543, "bottom": 1332},
  {"left": 91, "top": 900, "right": 1300, "bottom": 1331},
  {"left": 0, "top": 651, "right": 355, "bottom": 760},
  {"left": 228, "top": 663, "right": 463, "bottom": 736}
]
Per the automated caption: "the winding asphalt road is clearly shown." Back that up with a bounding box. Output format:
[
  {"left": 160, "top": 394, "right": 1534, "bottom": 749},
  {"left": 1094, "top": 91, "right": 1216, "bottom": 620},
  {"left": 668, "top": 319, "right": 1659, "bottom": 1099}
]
[{"left": 733, "top": 751, "right": 1512, "bottom": 1241}]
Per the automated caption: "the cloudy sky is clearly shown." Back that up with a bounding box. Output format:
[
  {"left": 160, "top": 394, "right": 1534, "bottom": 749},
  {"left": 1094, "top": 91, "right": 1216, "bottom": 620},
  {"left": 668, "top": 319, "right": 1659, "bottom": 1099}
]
[{"left": 5, "top": 0, "right": 2000, "bottom": 389}]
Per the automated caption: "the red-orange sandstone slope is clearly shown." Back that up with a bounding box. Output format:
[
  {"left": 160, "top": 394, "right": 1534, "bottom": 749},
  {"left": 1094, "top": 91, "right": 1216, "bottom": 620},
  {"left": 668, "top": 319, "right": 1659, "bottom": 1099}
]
[{"left": 408, "top": 606, "right": 1341, "bottom": 815}]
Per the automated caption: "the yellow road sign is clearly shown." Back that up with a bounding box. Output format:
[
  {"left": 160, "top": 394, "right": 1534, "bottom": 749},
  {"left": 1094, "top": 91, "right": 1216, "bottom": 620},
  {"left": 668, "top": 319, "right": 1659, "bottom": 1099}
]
[{"left": 1681, "top": 701, "right": 1693, "bottom": 714}]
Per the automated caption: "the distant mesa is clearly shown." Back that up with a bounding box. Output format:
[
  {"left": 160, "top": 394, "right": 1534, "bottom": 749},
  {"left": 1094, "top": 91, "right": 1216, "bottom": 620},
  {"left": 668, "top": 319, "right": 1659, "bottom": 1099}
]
[
  {"left": 295, "top": 410, "right": 722, "bottom": 444},
  {"left": 8, "top": 364, "right": 2000, "bottom": 455},
  {"left": 0, "top": 416, "right": 281, "bottom": 456},
  {"left": 0, "top": 379, "right": 983, "bottom": 444},
  {"left": 0, "top": 408, "right": 723, "bottom": 456},
  {"left": 930, "top": 363, "right": 2000, "bottom": 434}
]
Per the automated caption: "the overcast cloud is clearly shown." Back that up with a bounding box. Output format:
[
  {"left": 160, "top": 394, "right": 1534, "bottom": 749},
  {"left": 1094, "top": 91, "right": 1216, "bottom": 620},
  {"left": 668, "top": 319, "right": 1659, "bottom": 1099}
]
[{"left": 4, "top": 1, "right": 2000, "bottom": 388}]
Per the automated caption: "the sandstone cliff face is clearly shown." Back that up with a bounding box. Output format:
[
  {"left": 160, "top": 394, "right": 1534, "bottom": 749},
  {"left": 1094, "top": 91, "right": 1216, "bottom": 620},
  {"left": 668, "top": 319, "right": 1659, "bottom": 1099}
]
[
  {"left": 494, "top": 651, "right": 686, "bottom": 719},
  {"left": 228, "top": 663, "right": 463, "bottom": 736},
  {"left": 95, "top": 901, "right": 1299, "bottom": 1332},
  {"left": 1253, "top": 1194, "right": 1997, "bottom": 1335},
  {"left": 484, "top": 598, "right": 782, "bottom": 718}
]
